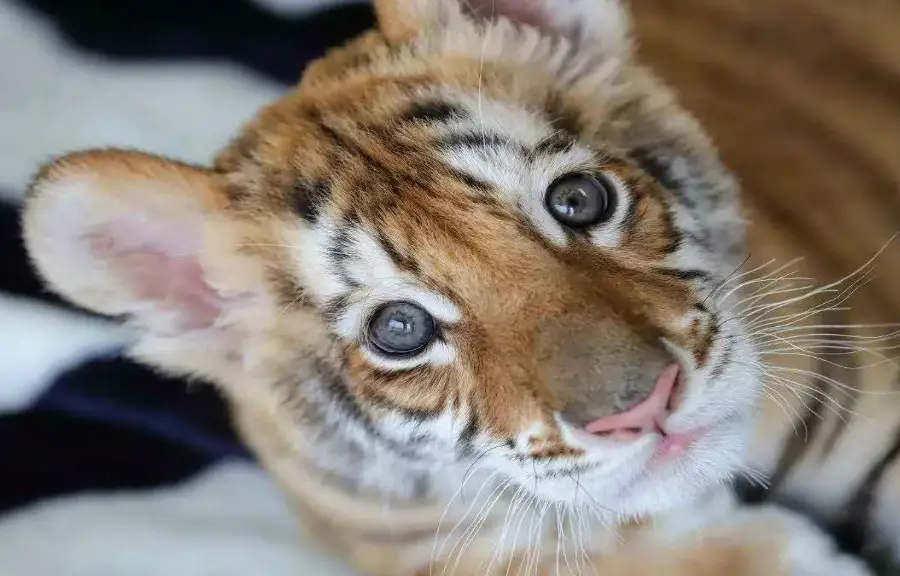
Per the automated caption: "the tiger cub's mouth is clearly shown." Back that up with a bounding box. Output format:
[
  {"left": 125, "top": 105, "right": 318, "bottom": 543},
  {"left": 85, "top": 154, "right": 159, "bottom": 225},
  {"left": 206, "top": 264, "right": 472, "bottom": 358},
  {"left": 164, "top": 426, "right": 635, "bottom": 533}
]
[
  {"left": 503, "top": 356, "right": 755, "bottom": 515},
  {"left": 581, "top": 364, "right": 717, "bottom": 461}
]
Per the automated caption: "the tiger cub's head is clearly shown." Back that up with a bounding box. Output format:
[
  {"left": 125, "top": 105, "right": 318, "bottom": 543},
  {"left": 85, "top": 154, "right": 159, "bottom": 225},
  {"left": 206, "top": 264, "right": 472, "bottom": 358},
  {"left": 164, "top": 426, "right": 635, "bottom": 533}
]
[{"left": 23, "top": 0, "right": 759, "bottom": 518}]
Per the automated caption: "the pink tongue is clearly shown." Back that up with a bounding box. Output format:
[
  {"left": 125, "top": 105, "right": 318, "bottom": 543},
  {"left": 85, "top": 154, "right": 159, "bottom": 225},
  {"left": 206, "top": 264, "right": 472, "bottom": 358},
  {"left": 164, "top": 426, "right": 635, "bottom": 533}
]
[{"left": 584, "top": 364, "right": 680, "bottom": 435}]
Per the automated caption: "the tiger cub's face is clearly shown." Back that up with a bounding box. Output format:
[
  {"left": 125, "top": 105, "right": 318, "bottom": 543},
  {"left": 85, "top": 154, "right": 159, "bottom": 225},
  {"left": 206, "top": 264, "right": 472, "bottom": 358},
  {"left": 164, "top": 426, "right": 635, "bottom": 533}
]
[{"left": 23, "top": 0, "right": 759, "bottom": 519}]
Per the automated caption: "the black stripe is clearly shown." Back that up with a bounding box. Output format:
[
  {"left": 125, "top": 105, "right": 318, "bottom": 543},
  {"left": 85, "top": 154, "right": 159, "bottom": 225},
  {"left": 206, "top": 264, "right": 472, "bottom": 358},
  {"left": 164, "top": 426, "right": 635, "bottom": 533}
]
[
  {"left": 457, "top": 409, "right": 480, "bottom": 458},
  {"left": 364, "top": 388, "right": 442, "bottom": 423},
  {"left": 833, "top": 422, "right": 900, "bottom": 555},
  {"left": 531, "top": 133, "right": 575, "bottom": 157},
  {"left": 664, "top": 229, "right": 683, "bottom": 254},
  {"left": 316, "top": 119, "right": 398, "bottom": 186},
  {"left": 708, "top": 335, "right": 733, "bottom": 381},
  {"left": 820, "top": 386, "right": 860, "bottom": 457},
  {"left": 768, "top": 310, "right": 860, "bottom": 492},
  {"left": 440, "top": 130, "right": 576, "bottom": 162},
  {"left": 268, "top": 270, "right": 310, "bottom": 310},
  {"left": 766, "top": 375, "right": 828, "bottom": 491},
  {"left": 317, "top": 362, "right": 426, "bottom": 462},
  {"left": 655, "top": 267, "right": 712, "bottom": 282},
  {"left": 322, "top": 294, "right": 351, "bottom": 324},
  {"left": 438, "top": 131, "right": 517, "bottom": 152},
  {"left": 766, "top": 310, "right": 853, "bottom": 491},
  {"left": 290, "top": 179, "right": 330, "bottom": 223},
  {"left": 629, "top": 145, "right": 697, "bottom": 210},
  {"left": 819, "top": 320, "right": 860, "bottom": 457},
  {"left": 544, "top": 92, "right": 583, "bottom": 138},
  {"left": 375, "top": 229, "right": 420, "bottom": 276},
  {"left": 683, "top": 230, "right": 713, "bottom": 251},
  {"left": 629, "top": 146, "right": 681, "bottom": 190},
  {"left": 326, "top": 222, "right": 360, "bottom": 289},
  {"left": 732, "top": 476, "right": 769, "bottom": 504},
  {"left": 448, "top": 168, "right": 492, "bottom": 192},
  {"left": 318, "top": 114, "right": 466, "bottom": 206},
  {"left": 402, "top": 100, "right": 466, "bottom": 124},
  {"left": 365, "top": 366, "right": 443, "bottom": 423}
]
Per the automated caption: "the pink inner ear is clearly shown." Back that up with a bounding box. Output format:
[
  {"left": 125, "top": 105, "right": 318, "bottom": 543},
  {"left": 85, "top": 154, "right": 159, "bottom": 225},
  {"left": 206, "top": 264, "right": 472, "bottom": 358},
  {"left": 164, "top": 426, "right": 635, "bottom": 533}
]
[
  {"left": 464, "top": 0, "right": 550, "bottom": 30},
  {"left": 87, "top": 224, "right": 221, "bottom": 331}
]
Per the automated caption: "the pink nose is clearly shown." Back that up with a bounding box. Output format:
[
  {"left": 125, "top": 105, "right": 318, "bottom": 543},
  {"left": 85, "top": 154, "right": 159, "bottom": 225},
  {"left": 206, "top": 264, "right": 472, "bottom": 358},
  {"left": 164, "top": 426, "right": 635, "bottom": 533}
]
[{"left": 584, "top": 364, "right": 682, "bottom": 438}]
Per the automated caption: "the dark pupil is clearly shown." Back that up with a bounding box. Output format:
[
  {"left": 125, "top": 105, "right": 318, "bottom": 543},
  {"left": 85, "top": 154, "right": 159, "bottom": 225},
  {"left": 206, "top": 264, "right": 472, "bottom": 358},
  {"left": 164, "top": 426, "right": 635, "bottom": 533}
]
[
  {"left": 546, "top": 175, "right": 611, "bottom": 227},
  {"left": 554, "top": 187, "right": 588, "bottom": 217},
  {"left": 369, "top": 302, "right": 435, "bottom": 355}
]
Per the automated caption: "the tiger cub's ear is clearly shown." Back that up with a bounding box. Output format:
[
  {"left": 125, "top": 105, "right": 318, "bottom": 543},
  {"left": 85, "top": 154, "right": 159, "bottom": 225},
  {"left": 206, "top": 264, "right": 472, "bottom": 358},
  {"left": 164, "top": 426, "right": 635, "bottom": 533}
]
[
  {"left": 373, "top": 0, "right": 631, "bottom": 60},
  {"left": 22, "top": 149, "right": 269, "bottom": 382}
]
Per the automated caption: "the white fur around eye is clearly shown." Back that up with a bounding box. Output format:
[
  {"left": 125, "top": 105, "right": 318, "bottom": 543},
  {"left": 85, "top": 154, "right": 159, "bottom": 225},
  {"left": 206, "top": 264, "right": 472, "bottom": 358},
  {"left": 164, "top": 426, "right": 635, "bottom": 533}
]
[
  {"left": 289, "top": 216, "right": 461, "bottom": 371},
  {"left": 585, "top": 172, "right": 631, "bottom": 247},
  {"left": 360, "top": 339, "right": 456, "bottom": 371}
]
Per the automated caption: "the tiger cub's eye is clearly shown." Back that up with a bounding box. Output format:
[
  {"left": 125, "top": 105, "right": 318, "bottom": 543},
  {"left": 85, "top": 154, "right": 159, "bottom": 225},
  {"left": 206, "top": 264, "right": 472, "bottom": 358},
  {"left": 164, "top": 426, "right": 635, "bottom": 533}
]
[
  {"left": 367, "top": 302, "right": 436, "bottom": 356},
  {"left": 545, "top": 173, "right": 616, "bottom": 228}
]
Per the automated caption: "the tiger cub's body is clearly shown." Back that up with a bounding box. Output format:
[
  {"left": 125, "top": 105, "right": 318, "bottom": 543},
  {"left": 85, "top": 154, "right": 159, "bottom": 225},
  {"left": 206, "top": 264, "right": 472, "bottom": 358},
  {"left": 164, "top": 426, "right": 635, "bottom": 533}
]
[
  {"left": 18, "top": 0, "right": 897, "bottom": 573},
  {"left": 630, "top": 0, "right": 900, "bottom": 564}
]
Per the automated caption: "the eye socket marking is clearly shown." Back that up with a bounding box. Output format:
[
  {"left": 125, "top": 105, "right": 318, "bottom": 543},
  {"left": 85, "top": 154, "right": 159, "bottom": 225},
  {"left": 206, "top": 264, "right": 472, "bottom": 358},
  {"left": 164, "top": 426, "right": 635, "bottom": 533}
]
[
  {"left": 545, "top": 173, "right": 617, "bottom": 228},
  {"left": 367, "top": 301, "right": 437, "bottom": 357}
]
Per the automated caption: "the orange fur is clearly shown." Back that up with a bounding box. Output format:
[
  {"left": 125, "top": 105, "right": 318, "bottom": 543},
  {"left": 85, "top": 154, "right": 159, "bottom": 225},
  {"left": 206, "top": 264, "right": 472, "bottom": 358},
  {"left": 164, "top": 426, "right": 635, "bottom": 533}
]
[{"left": 19, "top": 0, "right": 879, "bottom": 574}]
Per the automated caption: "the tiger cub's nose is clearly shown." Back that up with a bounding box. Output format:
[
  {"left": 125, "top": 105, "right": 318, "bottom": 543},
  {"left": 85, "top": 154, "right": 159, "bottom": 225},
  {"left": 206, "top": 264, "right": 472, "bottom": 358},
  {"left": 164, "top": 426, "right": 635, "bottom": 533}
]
[{"left": 583, "top": 364, "right": 683, "bottom": 438}]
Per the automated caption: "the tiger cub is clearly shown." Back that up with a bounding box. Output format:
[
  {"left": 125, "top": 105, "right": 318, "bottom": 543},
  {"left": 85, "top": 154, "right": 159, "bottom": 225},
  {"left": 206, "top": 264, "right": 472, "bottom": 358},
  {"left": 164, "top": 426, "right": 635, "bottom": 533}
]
[{"left": 20, "top": 0, "right": 874, "bottom": 573}]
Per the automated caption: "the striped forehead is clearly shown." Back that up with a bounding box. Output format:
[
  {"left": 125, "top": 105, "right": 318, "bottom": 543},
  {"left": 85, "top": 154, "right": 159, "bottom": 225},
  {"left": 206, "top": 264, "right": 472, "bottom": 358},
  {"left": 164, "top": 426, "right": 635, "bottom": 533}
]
[
  {"left": 272, "top": 82, "right": 689, "bottom": 303},
  {"left": 427, "top": 91, "right": 558, "bottom": 149},
  {"left": 303, "top": 87, "right": 611, "bottom": 246}
]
